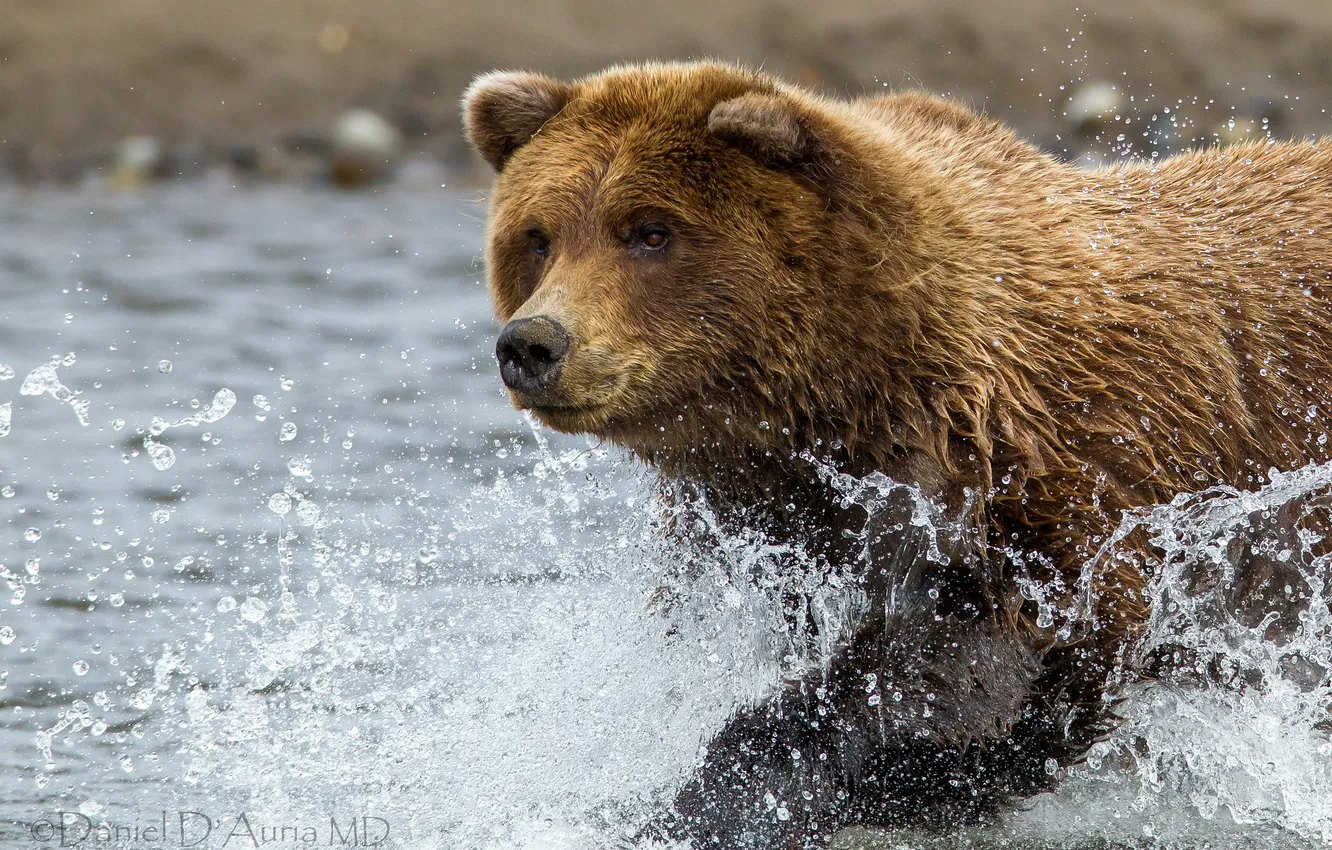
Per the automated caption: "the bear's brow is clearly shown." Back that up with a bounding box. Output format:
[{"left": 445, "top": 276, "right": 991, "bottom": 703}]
[
  {"left": 526, "top": 125, "right": 713, "bottom": 235},
  {"left": 581, "top": 156, "right": 614, "bottom": 202},
  {"left": 595, "top": 134, "right": 714, "bottom": 192},
  {"left": 544, "top": 155, "right": 617, "bottom": 233},
  {"left": 562, "top": 146, "right": 652, "bottom": 220}
]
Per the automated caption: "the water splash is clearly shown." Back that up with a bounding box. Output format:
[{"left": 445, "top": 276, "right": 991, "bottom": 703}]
[
  {"left": 908, "top": 461, "right": 1332, "bottom": 849},
  {"left": 19, "top": 355, "right": 90, "bottom": 426},
  {"left": 32, "top": 415, "right": 1332, "bottom": 850},
  {"left": 167, "top": 388, "right": 238, "bottom": 429},
  {"left": 139, "top": 388, "right": 237, "bottom": 471},
  {"left": 1048, "top": 463, "right": 1332, "bottom": 844},
  {"left": 90, "top": 432, "right": 821, "bottom": 849}
]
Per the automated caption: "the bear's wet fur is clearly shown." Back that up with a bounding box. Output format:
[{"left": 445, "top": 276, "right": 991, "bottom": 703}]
[{"left": 463, "top": 62, "right": 1332, "bottom": 847}]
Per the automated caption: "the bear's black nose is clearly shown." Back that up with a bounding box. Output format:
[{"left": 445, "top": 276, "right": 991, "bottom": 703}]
[{"left": 496, "top": 316, "right": 572, "bottom": 396}]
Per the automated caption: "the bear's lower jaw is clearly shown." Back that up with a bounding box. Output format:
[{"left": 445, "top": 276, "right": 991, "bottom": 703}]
[{"left": 506, "top": 360, "right": 642, "bottom": 434}]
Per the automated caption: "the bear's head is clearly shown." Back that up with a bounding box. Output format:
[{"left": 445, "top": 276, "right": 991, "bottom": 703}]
[{"left": 463, "top": 62, "right": 937, "bottom": 474}]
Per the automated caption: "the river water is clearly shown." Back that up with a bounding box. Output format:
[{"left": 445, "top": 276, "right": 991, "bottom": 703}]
[{"left": 1, "top": 183, "right": 1330, "bottom": 849}]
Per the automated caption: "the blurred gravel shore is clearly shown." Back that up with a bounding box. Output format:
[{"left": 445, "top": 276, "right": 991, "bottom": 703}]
[{"left": 5, "top": 0, "right": 1332, "bottom": 183}]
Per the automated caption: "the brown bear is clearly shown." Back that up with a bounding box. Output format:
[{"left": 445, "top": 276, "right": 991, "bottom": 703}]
[{"left": 462, "top": 61, "right": 1332, "bottom": 848}]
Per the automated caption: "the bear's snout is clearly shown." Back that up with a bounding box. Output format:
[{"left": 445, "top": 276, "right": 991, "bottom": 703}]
[{"left": 496, "top": 316, "right": 572, "bottom": 400}]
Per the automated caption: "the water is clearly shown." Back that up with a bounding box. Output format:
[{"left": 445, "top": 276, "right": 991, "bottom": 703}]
[{"left": 1, "top": 184, "right": 1330, "bottom": 849}]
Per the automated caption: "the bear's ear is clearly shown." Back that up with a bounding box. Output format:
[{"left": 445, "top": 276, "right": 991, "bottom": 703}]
[
  {"left": 462, "top": 71, "right": 571, "bottom": 171},
  {"left": 707, "top": 93, "right": 814, "bottom": 168}
]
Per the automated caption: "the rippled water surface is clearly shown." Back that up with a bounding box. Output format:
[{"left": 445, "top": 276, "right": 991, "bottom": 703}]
[{"left": 1, "top": 185, "right": 1331, "bottom": 849}]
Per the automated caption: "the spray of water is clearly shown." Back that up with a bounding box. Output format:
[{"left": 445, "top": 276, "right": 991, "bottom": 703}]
[
  {"left": 21, "top": 403, "right": 1332, "bottom": 849},
  {"left": 124, "top": 419, "right": 838, "bottom": 849}
]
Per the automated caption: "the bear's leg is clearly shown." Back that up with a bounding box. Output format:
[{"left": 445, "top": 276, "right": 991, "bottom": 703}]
[{"left": 664, "top": 614, "right": 1055, "bottom": 849}]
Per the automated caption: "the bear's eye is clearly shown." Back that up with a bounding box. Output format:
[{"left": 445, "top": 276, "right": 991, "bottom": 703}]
[
  {"left": 527, "top": 229, "right": 551, "bottom": 259},
  {"left": 633, "top": 223, "right": 671, "bottom": 252}
]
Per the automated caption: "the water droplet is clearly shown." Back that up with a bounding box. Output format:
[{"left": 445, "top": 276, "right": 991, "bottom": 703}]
[
  {"left": 0, "top": 402, "right": 10, "bottom": 438},
  {"left": 144, "top": 437, "right": 175, "bottom": 471},
  {"left": 20, "top": 362, "right": 59, "bottom": 396},
  {"left": 279, "top": 422, "right": 298, "bottom": 442},
  {"left": 295, "top": 500, "right": 321, "bottom": 526},
  {"left": 0, "top": 364, "right": 13, "bottom": 380},
  {"left": 330, "top": 583, "right": 355, "bottom": 605},
  {"left": 46, "top": 489, "right": 59, "bottom": 501},
  {"left": 239, "top": 596, "right": 269, "bottom": 623},
  {"left": 111, "top": 418, "right": 126, "bottom": 431},
  {"left": 216, "top": 596, "right": 237, "bottom": 613},
  {"left": 91, "top": 721, "right": 108, "bottom": 736},
  {"left": 157, "top": 360, "right": 172, "bottom": 374},
  {"left": 73, "top": 660, "right": 89, "bottom": 676},
  {"left": 286, "top": 456, "right": 314, "bottom": 480},
  {"left": 109, "top": 593, "right": 125, "bottom": 608},
  {"left": 280, "top": 377, "right": 294, "bottom": 391},
  {"left": 23, "top": 528, "right": 40, "bottom": 542},
  {"left": 0, "top": 486, "right": 13, "bottom": 498},
  {"left": 0, "top": 627, "right": 14, "bottom": 645},
  {"left": 267, "top": 492, "right": 291, "bottom": 515},
  {"left": 177, "top": 389, "right": 237, "bottom": 427},
  {"left": 19, "top": 357, "right": 89, "bottom": 426},
  {"left": 200, "top": 388, "right": 236, "bottom": 423},
  {"left": 152, "top": 508, "right": 170, "bottom": 524}
]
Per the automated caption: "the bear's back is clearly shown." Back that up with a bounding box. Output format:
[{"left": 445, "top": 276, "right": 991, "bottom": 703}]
[
  {"left": 846, "top": 96, "right": 1332, "bottom": 568},
  {"left": 1075, "top": 142, "right": 1332, "bottom": 486}
]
